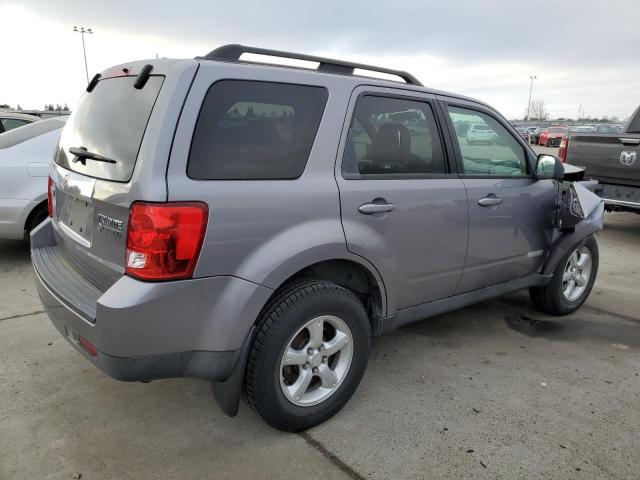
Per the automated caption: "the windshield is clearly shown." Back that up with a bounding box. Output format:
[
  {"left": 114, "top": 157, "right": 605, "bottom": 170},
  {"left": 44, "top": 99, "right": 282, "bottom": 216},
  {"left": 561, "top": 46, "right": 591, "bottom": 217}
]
[{"left": 55, "top": 75, "right": 164, "bottom": 182}]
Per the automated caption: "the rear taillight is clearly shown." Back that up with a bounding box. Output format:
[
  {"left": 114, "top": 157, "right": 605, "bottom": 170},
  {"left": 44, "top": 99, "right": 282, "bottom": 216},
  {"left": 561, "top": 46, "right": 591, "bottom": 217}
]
[
  {"left": 558, "top": 137, "right": 569, "bottom": 163},
  {"left": 47, "top": 176, "right": 54, "bottom": 217},
  {"left": 79, "top": 336, "right": 98, "bottom": 358},
  {"left": 125, "top": 202, "right": 208, "bottom": 281}
]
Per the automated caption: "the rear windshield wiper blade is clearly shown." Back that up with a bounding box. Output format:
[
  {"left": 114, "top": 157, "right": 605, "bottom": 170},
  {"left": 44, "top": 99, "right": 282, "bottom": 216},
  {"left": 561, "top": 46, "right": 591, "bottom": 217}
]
[{"left": 69, "top": 146, "right": 117, "bottom": 164}]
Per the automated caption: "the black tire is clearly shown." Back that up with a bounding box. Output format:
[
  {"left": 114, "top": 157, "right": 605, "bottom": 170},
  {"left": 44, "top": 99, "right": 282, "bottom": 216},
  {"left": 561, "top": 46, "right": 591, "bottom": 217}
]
[
  {"left": 530, "top": 236, "right": 599, "bottom": 315},
  {"left": 244, "top": 278, "right": 371, "bottom": 432},
  {"left": 27, "top": 204, "right": 48, "bottom": 233}
]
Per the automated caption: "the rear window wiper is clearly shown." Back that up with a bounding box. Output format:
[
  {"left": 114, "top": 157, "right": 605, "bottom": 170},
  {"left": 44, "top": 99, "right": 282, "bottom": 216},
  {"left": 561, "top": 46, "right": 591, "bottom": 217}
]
[{"left": 69, "top": 146, "right": 117, "bottom": 165}]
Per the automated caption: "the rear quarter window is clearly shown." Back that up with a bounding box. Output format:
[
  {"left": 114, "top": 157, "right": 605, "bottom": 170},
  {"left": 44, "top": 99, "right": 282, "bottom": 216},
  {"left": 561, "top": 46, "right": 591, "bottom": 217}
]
[{"left": 188, "top": 80, "right": 328, "bottom": 180}]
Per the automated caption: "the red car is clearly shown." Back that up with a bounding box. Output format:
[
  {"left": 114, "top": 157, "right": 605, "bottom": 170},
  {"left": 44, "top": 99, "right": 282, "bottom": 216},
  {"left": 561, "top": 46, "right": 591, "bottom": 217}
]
[{"left": 538, "top": 126, "right": 568, "bottom": 147}]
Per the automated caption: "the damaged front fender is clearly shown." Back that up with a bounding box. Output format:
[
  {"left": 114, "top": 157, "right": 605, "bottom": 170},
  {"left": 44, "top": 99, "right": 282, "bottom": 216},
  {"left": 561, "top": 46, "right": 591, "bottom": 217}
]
[{"left": 542, "top": 182, "right": 604, "bottom": 276}]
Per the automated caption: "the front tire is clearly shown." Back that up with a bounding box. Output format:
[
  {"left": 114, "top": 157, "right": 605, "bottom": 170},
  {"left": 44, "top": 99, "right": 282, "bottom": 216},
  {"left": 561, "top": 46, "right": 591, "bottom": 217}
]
[
  {"left": 244, "top": 279, "right": 371, "bottom": 432},
  {"left": 530, "top": 236, "right": 599, "bottom": 315}
]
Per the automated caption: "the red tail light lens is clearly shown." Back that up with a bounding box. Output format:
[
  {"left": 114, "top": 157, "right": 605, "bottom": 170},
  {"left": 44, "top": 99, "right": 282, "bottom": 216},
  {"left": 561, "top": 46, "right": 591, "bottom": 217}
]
[
  {"left": 47, "top": 176, "right": 54, "bottom": 217},
  {"left": 79, "top": 336, "right": 98, "bottom": 358},
  {"left": 125, "top": 202, "right": 208, "bottom": 281},
  {"left": 558, "top": 137, "right": 569, "bottom": 163}
]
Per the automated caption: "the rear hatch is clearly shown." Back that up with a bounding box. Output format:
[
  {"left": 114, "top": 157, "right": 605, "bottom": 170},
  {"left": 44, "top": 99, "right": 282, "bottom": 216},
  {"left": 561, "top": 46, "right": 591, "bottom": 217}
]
[
  {"left": 568, "top": 134, "right": 640, "bottom": 187},
  {"left": 49, "top": 61, "right": 196, "bottom": 291}
]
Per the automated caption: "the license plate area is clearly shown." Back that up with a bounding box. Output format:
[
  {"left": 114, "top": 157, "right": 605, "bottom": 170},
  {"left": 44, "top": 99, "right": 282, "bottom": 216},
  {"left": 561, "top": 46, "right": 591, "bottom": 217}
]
[{"left": 59, "top": 194, "right": 93, "bottom": 244}]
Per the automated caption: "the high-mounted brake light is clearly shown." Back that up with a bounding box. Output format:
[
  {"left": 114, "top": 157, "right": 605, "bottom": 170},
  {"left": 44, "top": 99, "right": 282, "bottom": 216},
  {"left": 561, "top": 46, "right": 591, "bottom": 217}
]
[
  {"left": 47, "top": 176, "right": 54, "bottom": 217},
  {"left": 558, "top": 137, "right": 569, "bottom": 163},
  {"left": 125, "top": 202, "right": 208, "bottom": 281}
]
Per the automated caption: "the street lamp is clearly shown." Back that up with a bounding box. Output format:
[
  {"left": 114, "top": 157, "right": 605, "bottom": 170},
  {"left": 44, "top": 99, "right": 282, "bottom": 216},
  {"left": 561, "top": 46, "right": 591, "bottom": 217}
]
[
  {"left": 73, "top": 26, "right": 93, "bottom": 84},
  {"left": 525, "top": 75, "right": 537, "bottom": 121}
]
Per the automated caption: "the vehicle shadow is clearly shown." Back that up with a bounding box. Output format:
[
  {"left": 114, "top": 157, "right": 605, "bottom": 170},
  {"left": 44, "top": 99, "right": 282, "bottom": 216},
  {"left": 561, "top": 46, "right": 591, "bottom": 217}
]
[
  {"left": 398, "top": 290, "right": 640, "bottom": 349},
  {"left": 0, "top": 239, "right": 30, "bottom": 268}
]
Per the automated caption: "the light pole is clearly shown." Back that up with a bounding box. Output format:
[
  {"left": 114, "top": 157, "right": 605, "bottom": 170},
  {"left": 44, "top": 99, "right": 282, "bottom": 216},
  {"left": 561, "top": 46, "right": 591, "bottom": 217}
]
[
  {"left": 525, "top": 75, "right": 537, "bottom": 121},
  {"left": 73, "top": 26, "right": 93, "bottom": 84}
]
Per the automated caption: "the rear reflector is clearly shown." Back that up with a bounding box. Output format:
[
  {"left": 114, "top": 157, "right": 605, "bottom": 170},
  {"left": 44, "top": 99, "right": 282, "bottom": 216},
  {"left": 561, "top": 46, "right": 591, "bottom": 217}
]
[
  {"left": 47, "top": 176, "right": 54, "bottom": 217},
  {"left": 79, "top": 336, "right": 98, "bottom": 358},
  {"left": 125, "top": 202, "right": 208, "bottom": 281}
]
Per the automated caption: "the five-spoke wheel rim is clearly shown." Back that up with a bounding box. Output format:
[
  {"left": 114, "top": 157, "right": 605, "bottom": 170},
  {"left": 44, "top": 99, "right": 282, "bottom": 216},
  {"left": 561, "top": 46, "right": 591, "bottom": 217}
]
[
  {"left": 562, "top": 246, "right": 592, "bottom": 301},
  {"left": 279, "top": 315, "right": 354, "bottom": 407}
]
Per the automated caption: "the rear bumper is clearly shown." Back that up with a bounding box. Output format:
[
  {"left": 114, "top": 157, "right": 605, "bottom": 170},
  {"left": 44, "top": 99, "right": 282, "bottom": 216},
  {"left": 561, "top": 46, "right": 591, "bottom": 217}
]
[
  {"left": 594, "top": 183, "right": 640, "bottom": 211},
  {"left": 31, "top": 219, "right": 273, "bottom": 382}
]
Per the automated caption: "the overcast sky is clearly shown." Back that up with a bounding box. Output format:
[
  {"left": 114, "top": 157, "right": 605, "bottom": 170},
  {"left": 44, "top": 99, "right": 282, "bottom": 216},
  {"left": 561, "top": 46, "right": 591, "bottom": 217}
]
[{"left": 1, "top": 0, "right": 639, "bottom": 120}]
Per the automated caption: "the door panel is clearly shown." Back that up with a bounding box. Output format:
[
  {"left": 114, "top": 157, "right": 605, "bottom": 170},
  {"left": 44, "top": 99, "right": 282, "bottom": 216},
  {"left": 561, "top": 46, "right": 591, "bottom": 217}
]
[
  {"left": 339, "top": 179, "right": 468, "bottom": 309},
  {"left": 336, "top": 88, "right": 468, "bottom": 312},
  {"left": 457, "top": 177, "right": 555, "bottom": 292}
]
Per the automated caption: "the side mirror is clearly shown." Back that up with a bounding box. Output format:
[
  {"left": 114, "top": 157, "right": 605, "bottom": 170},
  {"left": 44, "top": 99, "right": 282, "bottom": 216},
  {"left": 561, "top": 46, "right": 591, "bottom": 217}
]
[{"left": 535, "top": 154, "right": 564, "bottom": 180}]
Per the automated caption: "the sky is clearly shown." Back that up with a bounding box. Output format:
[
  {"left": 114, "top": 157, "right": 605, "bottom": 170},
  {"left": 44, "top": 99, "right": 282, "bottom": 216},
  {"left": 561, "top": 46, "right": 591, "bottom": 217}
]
[{"left": 1, "top": 0, "right": 639, "bottom": 120}]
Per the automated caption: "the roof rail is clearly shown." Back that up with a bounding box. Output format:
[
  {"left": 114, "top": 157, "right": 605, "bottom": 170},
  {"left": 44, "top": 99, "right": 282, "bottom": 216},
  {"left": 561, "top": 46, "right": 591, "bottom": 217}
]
[{"left": 199, "top": 44, "right": 423, "bottom": 86}]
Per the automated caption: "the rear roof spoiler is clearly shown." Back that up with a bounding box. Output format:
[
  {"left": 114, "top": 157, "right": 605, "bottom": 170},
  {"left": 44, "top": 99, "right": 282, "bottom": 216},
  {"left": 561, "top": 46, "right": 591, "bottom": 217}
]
[{"left": 197, "top": 44, "right": 423, "bottom": 86}]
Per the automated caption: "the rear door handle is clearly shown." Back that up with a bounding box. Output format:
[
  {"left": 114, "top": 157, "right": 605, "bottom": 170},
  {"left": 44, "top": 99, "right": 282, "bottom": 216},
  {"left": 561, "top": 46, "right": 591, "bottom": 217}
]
[
  {"left": 619, "top": 137, "right": 640, "bottom": 146},
  {"left": 478, "top": 197, "right": 503, "bottom": 207},
  {"left": 358, "top": 202, "right": 396, "bottom": 215}
]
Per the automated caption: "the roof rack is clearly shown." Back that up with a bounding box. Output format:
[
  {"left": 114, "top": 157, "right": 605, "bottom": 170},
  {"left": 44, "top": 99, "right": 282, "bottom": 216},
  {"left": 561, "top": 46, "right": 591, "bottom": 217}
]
[{"left": 199, "top": 44, "right": 423, "bottom": 86}]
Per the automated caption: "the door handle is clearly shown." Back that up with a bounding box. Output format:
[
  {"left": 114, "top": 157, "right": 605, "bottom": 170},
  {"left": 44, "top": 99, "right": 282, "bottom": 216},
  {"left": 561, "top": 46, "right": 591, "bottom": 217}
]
[
  {"left": 619, "top": 137, "right": 640, "bottom": 146},
  {"left": 478, "top": 197, "right": 503, "bottom": 207},
  {"left": 358, "top": 202, "right": 396, "bottom": 215}
]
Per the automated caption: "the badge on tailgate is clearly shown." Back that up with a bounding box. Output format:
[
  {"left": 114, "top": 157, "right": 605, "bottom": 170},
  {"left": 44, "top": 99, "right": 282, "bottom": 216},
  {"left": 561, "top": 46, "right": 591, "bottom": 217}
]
[{"left": 96, "top": 214, "right": 124, "bottom": 237}]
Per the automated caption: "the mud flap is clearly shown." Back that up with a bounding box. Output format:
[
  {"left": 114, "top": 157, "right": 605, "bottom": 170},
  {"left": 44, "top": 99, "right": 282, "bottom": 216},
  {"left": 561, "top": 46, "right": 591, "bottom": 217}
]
[
  {"left": 210, "top": 327, "right": 254, "bottom": 417},
  {"left": 543, "top": 182, "right": 604, "bottom": 276}
]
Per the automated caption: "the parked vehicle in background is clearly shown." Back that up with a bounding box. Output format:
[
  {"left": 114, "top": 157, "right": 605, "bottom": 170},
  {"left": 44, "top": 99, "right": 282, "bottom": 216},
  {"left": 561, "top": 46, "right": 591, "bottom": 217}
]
[
  {"left": 594, "top": 124, "right": 623, "bottom": 134},
  {"left": 466, "top": 123, "right": 496, "bottom": 144},
  {"left": 529, "top": 127, "right": 545, "bottom": 144},
  {"left": 561, "top": 106, "right": 640, "bottom": 213},
  {"left": 31, "top": 44, "right": 604, "bottom": 432},
  {"left": 539, "top": 126, "right": 568, "bottom": 147},
  {"left": 515, "top": 127, "right": 529, "bottom": 141},
  {"left": 569, "top": 125, "right": 596, "bottom": 134},
  {"left": 0, "top": 117, "right": 67, "bottom": 240},
  {"left": 0, "top": 112, "right": 41, "bottom": 133}
]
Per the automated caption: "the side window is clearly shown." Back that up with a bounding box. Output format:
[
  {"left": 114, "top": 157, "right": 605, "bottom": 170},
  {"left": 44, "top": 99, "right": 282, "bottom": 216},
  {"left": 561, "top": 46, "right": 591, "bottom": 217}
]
[
  {"left": 342, "top": 95, "right": 446, "bottom": 178},
  {"left": 188, "top": 80, "right": 328, "bottom": 180},
  {"left": 447, "top": 106, "right": 528, "bottom": 176}
]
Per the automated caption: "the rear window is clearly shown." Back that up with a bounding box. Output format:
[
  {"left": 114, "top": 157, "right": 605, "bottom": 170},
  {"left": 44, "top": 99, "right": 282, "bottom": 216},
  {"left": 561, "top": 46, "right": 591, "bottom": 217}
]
[
  {"left": 0, "top": 119, "right": 64, "bottom": 149},
  {"left": 55, "top": 76, "right": 164, "bottom": 182},
  {"left": 549, "top": 127, "right": 567, "bottom": 133},
  {"left": 188, "top": 80, "right": 328, "bottom": 180}
]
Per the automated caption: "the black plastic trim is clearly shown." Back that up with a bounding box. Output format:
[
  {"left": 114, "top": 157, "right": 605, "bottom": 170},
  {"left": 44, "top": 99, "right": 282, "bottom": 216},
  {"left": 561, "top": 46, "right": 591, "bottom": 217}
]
[
  {"left": 98, "top": 348, "right": 239, "bottom": 382},
  {"left": 200, "top": 44, "right": 422, "bottom": 86}
]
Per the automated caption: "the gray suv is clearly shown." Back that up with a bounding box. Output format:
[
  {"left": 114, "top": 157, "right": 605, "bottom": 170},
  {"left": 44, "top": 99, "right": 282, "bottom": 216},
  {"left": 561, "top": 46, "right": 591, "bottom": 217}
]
[{"left": 31, "top": 45, "right": 604, "bottom": 431}]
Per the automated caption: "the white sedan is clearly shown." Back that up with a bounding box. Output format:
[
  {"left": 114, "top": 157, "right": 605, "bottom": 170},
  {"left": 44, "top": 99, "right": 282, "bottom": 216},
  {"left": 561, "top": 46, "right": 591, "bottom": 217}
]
[
  {"left": 0, "top": 117, "right": 67, "bottom": 240},
  {"left": 466, "top": 123, "right": 497, "bottom": 145}
]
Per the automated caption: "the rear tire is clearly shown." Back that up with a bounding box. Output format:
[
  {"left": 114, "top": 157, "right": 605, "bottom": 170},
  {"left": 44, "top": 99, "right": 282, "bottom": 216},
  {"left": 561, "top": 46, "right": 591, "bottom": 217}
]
[
  {"left": 244, "top": 279, "right": 371, "bottom": 432},
  {"left": 530, "top": 236, "right": 599, "bottom": 315}
]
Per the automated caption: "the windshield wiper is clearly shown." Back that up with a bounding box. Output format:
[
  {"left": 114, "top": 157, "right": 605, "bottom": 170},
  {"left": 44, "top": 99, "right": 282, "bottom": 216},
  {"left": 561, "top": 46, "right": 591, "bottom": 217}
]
[{"left": 69, "top": 146, "right": 117, "bottom": 165}]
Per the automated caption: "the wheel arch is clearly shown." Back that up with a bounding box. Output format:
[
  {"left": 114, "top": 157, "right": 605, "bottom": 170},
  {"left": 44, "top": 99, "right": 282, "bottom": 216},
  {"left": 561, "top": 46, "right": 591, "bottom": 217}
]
[{"left": 257, "top": 256, "right": 388, "bottom": 336}]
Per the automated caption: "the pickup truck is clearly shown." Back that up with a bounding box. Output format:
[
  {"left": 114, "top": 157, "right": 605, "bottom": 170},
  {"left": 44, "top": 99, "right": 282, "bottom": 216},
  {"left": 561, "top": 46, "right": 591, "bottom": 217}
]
[{"left": 560, "top": 105, "right": 640, "bottom": 213}]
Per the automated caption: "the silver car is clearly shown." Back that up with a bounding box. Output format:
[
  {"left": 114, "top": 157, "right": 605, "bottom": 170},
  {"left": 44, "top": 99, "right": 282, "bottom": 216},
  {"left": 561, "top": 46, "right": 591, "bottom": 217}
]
[
  {"left": 0, "top": 117, "right": 67, "bottom": 239},
  {"left": 31, "top": 45, "right": 603, "bottom": 431}
]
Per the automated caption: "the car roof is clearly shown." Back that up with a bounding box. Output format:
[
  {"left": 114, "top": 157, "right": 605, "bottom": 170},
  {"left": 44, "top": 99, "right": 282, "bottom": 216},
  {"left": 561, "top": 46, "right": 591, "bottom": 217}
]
[{"left": 0, "top": 111, "right": 41, "bottom": 122}]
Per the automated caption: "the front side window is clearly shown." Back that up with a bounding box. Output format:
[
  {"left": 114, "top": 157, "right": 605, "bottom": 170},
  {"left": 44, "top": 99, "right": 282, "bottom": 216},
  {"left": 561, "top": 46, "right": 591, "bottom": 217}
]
[
  {"left": 188, "top": 80, "right": 328, "bottom": 180},
  {"left": 447, "top": 106, "right": 528, "bottom": 176},
  {"left": 342, "top": 95, "right": 446, "bottom": 178}
]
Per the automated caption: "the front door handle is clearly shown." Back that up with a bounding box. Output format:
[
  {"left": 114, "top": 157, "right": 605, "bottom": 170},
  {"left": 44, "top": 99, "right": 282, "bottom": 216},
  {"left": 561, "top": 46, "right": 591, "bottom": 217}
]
[
  {"left": 478, "top": 196, "right": 503, "bottom": 207},
  {"left": 619, "top": 137, "right": 640, "bottom": 146},
  {"left": 358, "top": 202, "right": 396, "bottom": 215}
]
